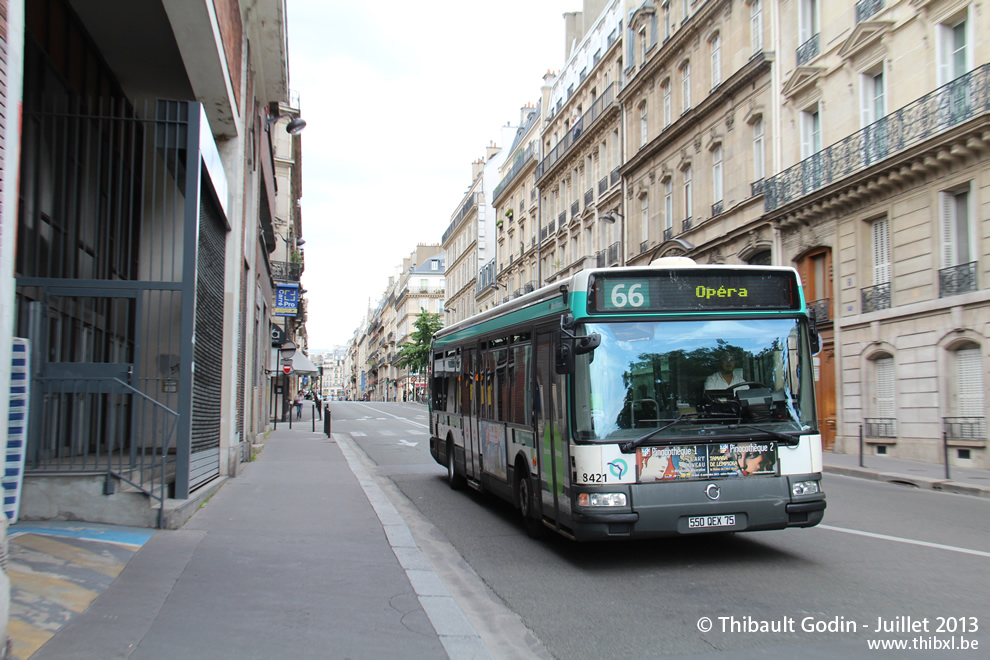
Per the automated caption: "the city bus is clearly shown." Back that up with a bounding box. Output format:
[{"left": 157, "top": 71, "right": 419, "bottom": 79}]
[{"left": 428, "top": 259, "right": 826, "bottom": 541}]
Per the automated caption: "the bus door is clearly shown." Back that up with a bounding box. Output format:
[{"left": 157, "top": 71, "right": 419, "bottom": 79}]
[
  {"left": 536, "top": 332, "right": 570, "bottom": 525},
  {"left": 462, "top": 347, "right": 478, "bottom": 479}
]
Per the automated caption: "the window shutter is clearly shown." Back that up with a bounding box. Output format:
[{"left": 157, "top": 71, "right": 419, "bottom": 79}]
[
  {"left": 875, "top": 357, "right": 895, "bottom": 418},
  {"left": 751, "top": 0, "right": 762, "bottom": 54},
  {"left": 939, "top": 190, "right": 955, "bottom": 268},
  {"left": 860, "top": 75, "right": 873, "bottom": 128},
  {"left": 872, "top": 218, "right": 890, "bottom": 284},
  {"left": 936, "top": 24, "right": 951, "bottom": 85},
  {"left": 956, "top": 348, "right": 985, "bottom": 417}
]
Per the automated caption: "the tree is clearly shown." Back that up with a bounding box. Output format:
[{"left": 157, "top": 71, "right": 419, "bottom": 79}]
[{"left": 394, "top": 308, "right": 443, "bottom": 373}]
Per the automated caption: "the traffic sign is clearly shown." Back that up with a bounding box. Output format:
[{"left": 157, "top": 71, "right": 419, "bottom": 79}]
[{"left": 282, "top": 364, "right": 292, "bottom": 375}]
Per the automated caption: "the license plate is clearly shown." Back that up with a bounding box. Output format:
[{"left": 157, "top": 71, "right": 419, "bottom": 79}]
[{"left": 687, "top": 514, "right": 736, "bottom": 529}]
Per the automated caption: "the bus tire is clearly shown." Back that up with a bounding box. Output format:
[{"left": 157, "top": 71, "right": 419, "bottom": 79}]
[
  {"left": 446, "top": 438, "right": 466, "bottom": 490},
  {"left": 514, "top": 462, "right": 544, "bottom": 539}
]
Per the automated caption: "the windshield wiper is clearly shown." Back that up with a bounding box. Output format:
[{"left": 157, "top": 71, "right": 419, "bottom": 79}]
[
  {"left": 726, "top": 424, "right": 804, "bottom": 446},
  {"left": 619, "top": 417, "right": 693, "bottom": 454}
]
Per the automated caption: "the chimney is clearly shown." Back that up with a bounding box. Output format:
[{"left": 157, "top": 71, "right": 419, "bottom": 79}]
[
  {"left": 485, "top": 141, "right": 501, "bottom": 162},
  {"left": 563, "top": 11, "right": 583, "bottom": 61},
  {"left": 471, "top": 158, "right": 484, "bottom": 180}
]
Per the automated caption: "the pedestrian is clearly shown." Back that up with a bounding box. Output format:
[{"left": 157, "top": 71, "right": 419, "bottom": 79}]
[{"left": 294, "top": 390, "right": 304, "bottom": 419}]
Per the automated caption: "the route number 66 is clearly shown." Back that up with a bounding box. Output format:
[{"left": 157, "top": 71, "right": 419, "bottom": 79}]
[{"left": 610, "top": 283, "right": 646, "bottom": 308}]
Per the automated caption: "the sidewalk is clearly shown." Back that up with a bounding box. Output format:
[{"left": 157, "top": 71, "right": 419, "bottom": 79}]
[
  {"left": 5, "top": 425, "right": 988, "bottom": 658},
  {"left": 822, "top": 450, "right": 990, "bottom": 498},
  {"left": 6, "top": 419, "right": 490, "bottom": 660}
]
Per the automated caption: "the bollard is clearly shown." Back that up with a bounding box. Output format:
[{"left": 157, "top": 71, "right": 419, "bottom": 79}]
[{"left": 323, "top": 405, "right": 332, "bottom": 437}]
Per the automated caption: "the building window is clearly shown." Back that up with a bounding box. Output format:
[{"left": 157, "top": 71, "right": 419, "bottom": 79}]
[
  {"left": 801, "top": 105, "right": 822, "bottom": 159},
  {"left": 640, "top": 27, "right": 647, "bottom": 65},
  {"left": 752, "top": 117, "right": 765, "bottom": 181},
  {"left": 747, "top": 250, "right": 771, "bottom": 266},
  {"left": 710, "top": 33, "right": 721, "bottom": 88},
  {"left": 872, "top": 217, "right": 890, "bottom": 285},
  {"left": 664, "top": 180, "right": 673, "bottom": 233},
  {"left": 874, "top": 355, "right": 896, "bottom": 424},
  {"left": 955, "top": 346, "right": 986, "bottom": 426},
  {"left": 663, "top": 1, "right": 671, "bottom": 40},
  {"left": 640, "top": 101, "right": 648, "bottom": 147},
  {"left": 939, "top": 184, "right": 973, "bottom": 268},
  {"left": 861, "top": 69, "right": 886, "bottom": 127},
  {"left": 681, "top": 61, "right": 691, "bottom": 112},
  {"left": 712, "top": 145, "right": 723, "bottom": 204},
  {"left": 799, "top": 0, "right": 819, "bottom": 46},
  {"left": 938, "top": 10, "right": 971, "bottom": 85},
  {"left": 662, "top": 79, "right": 672, "bottom": 127},
  {"left": 751, "top": 0, "right": 763, "bottom": 55},
  {"left": 641, "top": 195, "right": 649, "bottom": 243},
  {"left": 683, "top": 166, "right": 693, "bottom": 220}
]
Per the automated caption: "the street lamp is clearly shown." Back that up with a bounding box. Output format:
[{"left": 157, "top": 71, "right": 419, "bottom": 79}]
[
  {"left": 266, "top": 113, "right": 307, "bottom": 135},
  {"left": 600, "top": 211, "right": 624, "bottom": 266}
]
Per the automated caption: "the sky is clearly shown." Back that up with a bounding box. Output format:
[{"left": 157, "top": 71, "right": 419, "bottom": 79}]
[{"left": 286, "top": 0, "right": 579, "bottom": 351}]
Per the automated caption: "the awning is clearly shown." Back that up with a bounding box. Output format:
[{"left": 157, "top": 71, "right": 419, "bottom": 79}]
[{"left": 268, "top": 348, "right": 320, "bottom": 375}]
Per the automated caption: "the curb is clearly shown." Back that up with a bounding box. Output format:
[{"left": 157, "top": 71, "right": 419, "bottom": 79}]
[{"left": 823, "top": 465, "right": 990, "bottom": 498}]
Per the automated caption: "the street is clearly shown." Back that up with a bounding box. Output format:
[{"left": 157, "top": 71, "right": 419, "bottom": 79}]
[{"left": 330, "top": 401, "right": 990, "bottom": 659}]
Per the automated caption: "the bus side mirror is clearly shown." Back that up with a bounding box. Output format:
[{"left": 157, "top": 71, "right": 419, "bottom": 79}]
[
  {"left": 556, "top": 332, "right": 601, "bottom": 375},
  {"left": 807, "top": 307, "right": 822, "bottom": 355}
]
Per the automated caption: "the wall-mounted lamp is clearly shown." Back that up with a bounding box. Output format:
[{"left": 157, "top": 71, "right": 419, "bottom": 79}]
[
  {"left": 600, "top": 211, "right": 623, "bottom": 224},
  {"left": 296, "top": 238, "right": 306, "bottom": 246},
  {"left": 445, "top": 308, "right": 456, "bottom": 313},
  {"left": 267, "top": 114, "right": 307, "bottom": 135}
]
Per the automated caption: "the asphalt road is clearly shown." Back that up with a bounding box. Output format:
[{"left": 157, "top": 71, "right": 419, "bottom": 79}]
[{"left": 330, "top": 401, "right": 990, "bottom": 659}]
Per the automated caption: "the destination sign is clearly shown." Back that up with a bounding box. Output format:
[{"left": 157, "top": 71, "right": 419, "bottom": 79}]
[{"left": 589, "top": 269, "right": 801, "bottom": 313}]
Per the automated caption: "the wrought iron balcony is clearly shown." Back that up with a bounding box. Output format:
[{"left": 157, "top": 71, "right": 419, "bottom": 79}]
[
  {"left": 943, "top": 416, "right": 986, "bottom": 441},
  {"left": 571, "top": 201, "right": 579, "bottom": 216},
  {"left": 640, "top": 241, "right": 649, "bottom": 254},
  {"left": 682, "top": 217, "right": 692, "bottom": 233},
  {"left": 492, "top": 144, "right": 536, "bottom": 202},
  {"left": 536, "top": 83, "right": 616, "bottom": 180},
  {"left": 541, "top": 226, "right": 548, "bottom": 240},
  {"left": 861, "top": 282, "right": 891, "bottom": 313},
  {"left": 596, "top": 249, "right": 606, "bottom": 268},
  {"left": 611, "top": 168, "right": 620, "bottom": 186},
  {"left": 548, "top": 220, "right": 556, "bottom": 235},
  {"left": 711, "top": 200, "right": 724, "bottom": 217},
  {"left": 856, "top": 0, "right": 884, "bottom": 23},
  {"left": 272, "top": 260, "right": 303, "bottom": 282},
  {"left": 751, "top": 179, "right": 765, "bottom": 197},
  {"left": 796, "top": 33, "right": 820, "bottom": 66},
  {"left": 607, "top": 242, "right": 620, "bottom": 265},
  {"left": 939, "top": 261, "right": 977, "bottom": 298},
  {"left": 865, "top": 418, "right": 896, "bottom": 438},
  {"left": 807, "top": 298, "right": 831, "bottom": 325},
  {"left": 585, "top": 189, "right": 593, "bottom": 206},
  {"left": 599, "top": 177, "right": 607, "bottom": 194},
  {"left": 765, "top": 63, "right": 990, "bottom": 211},
  {"left": 663, "top": 227, "right": 673, "bottom": 242},
  {"left": 559, "top": 210, "right": 567, "bottom": 225}
]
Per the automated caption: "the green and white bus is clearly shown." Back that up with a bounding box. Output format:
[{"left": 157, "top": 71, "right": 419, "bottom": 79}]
[{"left": 428, "top": 259, "right": 826, "bottom": 541}]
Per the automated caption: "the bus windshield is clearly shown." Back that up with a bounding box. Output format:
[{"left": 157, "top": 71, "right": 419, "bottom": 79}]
[{"left": 572, "top": 317, "right": 817, "bottom": 442}]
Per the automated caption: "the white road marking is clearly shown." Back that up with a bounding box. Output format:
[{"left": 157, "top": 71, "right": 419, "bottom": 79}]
[
  {"left": 818, "top": 524, "right": 990, "bottom": 558},
  {"left": 398, "top": 439, "right": 419, "bottom": 447},
  {"left": 354, "top": 402, "right": 429, "bottom": 428}
]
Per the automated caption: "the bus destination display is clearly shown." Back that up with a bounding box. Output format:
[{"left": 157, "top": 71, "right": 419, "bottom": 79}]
[{"left": 590, "top": 269, "right": 800, "bottom": 313}]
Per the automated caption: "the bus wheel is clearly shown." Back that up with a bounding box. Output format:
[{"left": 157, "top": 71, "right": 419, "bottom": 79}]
[
  {"left": 446, "top": 438, "right": 465, "bottom": 490},
  {"left": 514, "top": 463, "right": 543, "bottom": 539}
]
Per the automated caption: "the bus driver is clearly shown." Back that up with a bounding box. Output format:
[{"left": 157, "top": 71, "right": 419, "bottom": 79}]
[{"left": 704, "top": 353, "right": 749, "bottom": 391}]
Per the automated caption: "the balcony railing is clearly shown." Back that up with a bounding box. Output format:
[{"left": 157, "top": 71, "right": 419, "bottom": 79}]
[
  {"left": 571, "top": 201, "right": 579, "bottom": 216},
  {"left": 599, "top": 177, "right": 607, "bottom": 194},
  {"left": 640, "top": 241, "right": 649, "bottom": 254},
  {"left": 856, "top": 0, "right": 884, "bottom": 23},
  {"left": 765, "top": 64, "right": 990, "bottom": 211},
  {"left": 711, "top": 200, "right": 724, "bottom": 217},
  {"left": 663, "top": 227, "right": 673, "bottom": 242},
  {"left": 611, "top": 168, "right": 621, "bottom": 186},
  {"left": 585, "top": 189, "right": 593, "bottom": 206},
  {"left": 943, "top": 417, "right": 986, "bottom": 441},
  {"left": 861, "top": 282, "right": 891, "bottom": 313},
  {"left": 939, "top": 261, "right": 977, "bottom": 298},
  {"left": 272, "top": 260, "right": 303, "bottom": 282},
  {"left": 607, "top": 242, "right": 620, "bottom": 265},
  {"left": 596, "top": 249, "right": 606, "bottom": 268},
  {"left": 751, "top": 178, "right": 765, "bottom": 197},
  {"left": 807, "top": 298, "right": 831, "bottom": 325},
  {"left": 536, "top": 83, "right": 616, "bottom": 180},
  {"left": 492, "top": 143, "right": 537, "bottom": 201},
  {"left": 865, "top": 418, "right": 897, "bottom": 438},
  {"left": 796, "top": 33, "right": 820, "bottom": 66},
  {"left": 559, "top": 211, "right": 566, "bottom": 225},
  {"left": 682, "top": 217, "right": 693, "bottom": 233},
  {"left": 548, "top": 220, "right": 556, "bottom": 235}
]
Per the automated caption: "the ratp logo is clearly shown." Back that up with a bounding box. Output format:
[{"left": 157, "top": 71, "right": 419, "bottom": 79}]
[{"left": 607, "top": 459, "right": 628, "bottom": 479}]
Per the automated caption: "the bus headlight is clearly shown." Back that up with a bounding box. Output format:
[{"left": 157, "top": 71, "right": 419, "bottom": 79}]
[
  {"left": 791, "top": 480, "right": 821, "bottom": 496},
  {"left": 578, "top": 492, "right": 627, "bottom": 507}
]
